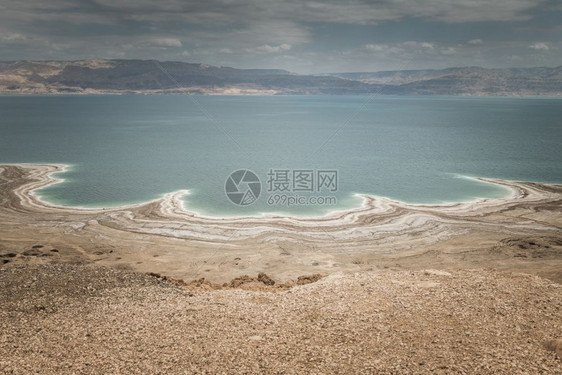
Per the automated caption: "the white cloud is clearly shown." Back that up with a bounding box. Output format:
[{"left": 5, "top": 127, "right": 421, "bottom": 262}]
[
  {"left": 0, "top": 33, "right": 27, "bottom": 42},
  {"left": 233, "top": 21, "right": 310, "bottom": 46},
  {"left": 1, "top": 0, "right": 561, "bottom": 73},
  {"left": 290, "top": 0, "right": 543, "bottom": 23},
  {"left": 441, "top": 47, "right": 457, "bottom": 55},
  {"left": 249, "top": 43, "right": 292, "bottom": 54},
  {"left": 529, "top": 42, "right": 549, "bottom": 51},
  {"left": 364, "top": 43, "right": 403, "bottom": 54},
  {"left": 31, "top": 0, "right": 546, "bottom": 25},
  {"left": 151, "top": 38, "right": 182, "bottom": 48},
  {"left": 364, "top": 41, "right": 435, "bottom": 55},
  {"left": 364, "top": 44, "right": 386, "bottom": 52}
]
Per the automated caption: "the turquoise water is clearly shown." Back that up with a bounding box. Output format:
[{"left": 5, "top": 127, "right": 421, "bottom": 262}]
[{"left": 0, "top": 95, "right": 561, "bottom": 216}]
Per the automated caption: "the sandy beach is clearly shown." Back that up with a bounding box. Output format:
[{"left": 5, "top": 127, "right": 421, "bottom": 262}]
[{"left": 1, "top": 163, "right": 561, "bottom": 373}]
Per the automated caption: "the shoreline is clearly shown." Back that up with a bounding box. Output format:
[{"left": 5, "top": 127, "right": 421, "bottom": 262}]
[
  {"left": 2, "top": 92, "right": 562, "bottom": 98},
  {"left": 4, "top": 162, "right": 561, "bottom": 237},
  {"left": 12, "top": 162, "right": 527, "bottom": 221},
  {"left": 1, "top": 163, "right": 561, "bottom": 284}
]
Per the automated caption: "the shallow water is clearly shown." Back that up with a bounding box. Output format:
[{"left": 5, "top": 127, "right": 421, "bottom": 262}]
[{"left": 0, "top": 95, "right": 561, "bottom": 216}]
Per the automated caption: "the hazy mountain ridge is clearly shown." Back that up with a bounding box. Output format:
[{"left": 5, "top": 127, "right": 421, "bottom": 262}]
[
  {"left": 326, "top": 66, "right": 562, "bottom": 95},
  {"left": 1, "top": 59, "right": 561, "bottom": 95},
  {"left": 0, "top": 59, "right": 376, "bottom": 95}
]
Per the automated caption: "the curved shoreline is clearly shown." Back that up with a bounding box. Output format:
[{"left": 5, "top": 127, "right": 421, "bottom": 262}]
[
  {"left": 6, "top": 162, "right": 529, "bottom": 219},
  {"left": 1, "top": 163, "right": 561, "bottom": 283},
  {"left": 14, "top": 162, "right": 521, "bottom": 220},
  {"left": 3, "top": 162, "right": 561, "bottom": 233}
]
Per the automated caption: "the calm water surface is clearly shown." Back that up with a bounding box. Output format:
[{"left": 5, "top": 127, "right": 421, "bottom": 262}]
[{"left": 0, "top": 95, "right": 561, "bottom": 216}]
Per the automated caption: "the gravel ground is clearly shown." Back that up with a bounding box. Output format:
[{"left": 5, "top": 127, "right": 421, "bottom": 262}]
[{"left": 1, "top": 264, "right": 561, "bottom": 374}]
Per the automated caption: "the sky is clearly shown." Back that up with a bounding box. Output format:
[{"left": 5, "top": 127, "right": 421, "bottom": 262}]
[{"left": 0, "top": 0, "right": 561, "bottom": 73}]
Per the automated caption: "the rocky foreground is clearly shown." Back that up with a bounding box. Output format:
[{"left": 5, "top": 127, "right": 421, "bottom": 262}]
[{"left": 1, "top": 264, "right": 561, "bottom": 374}]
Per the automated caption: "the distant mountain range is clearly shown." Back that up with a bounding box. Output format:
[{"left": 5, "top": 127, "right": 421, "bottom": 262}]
[
  {"left": 1, "top": 59, "right": 561, "bottom": 96},
  {"left": 324, "top": 67, "right": 562, "bottom": 95}
]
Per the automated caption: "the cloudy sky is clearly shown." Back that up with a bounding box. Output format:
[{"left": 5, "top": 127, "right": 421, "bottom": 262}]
[{"left": 1, "top": 0, "right": 561, "bottom": 73}]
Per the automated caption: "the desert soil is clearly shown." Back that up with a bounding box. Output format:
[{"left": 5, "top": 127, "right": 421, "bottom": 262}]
[
  {"left": 1, "top": 264, "right": 561, "bottom": 374},
  {"left": 0, "top": 164, "right": 561, "bottom": 373}
]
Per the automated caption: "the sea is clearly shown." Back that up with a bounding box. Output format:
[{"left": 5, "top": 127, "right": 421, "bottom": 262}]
[{"left": 0, "top": 95, "right": 561, "bottom": 216}]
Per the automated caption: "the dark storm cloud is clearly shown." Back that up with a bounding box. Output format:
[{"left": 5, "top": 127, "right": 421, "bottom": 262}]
[{"left": 0, "top": 0, "right": 560, "bottom": 72}]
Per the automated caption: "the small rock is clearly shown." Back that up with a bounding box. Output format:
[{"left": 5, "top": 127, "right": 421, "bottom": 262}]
[
  {"left": 257, "top": 272, "right": 275, "bottom": 286},
  {"left": 22, "top": 249, "right": 42, "bottom": 257},
  {"left": 423, "top": 269, "right": 452, "bottom": 277},
  {"left": 297, "top": 274, "right": 323, "bottom": 285},
  {"left": 544, "top": 339, "right": 562, "bottom": 357}
]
